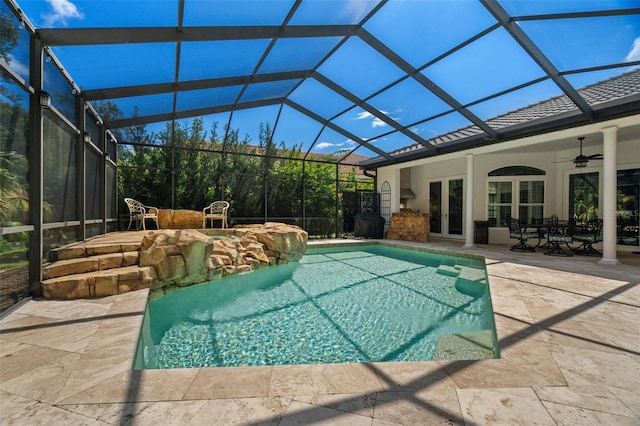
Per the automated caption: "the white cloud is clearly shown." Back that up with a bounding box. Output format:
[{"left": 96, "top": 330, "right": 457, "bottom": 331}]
[
  {"left": 315, "top": 139, "right": 359, "bottom": 151},
  {"left": 316, "top": 141, "right": 342, "bottom": 150},
  {"left": 372, "top": 117, "right": 386, "bottom": 128},
  {"left": 355, "top": 110, "right": 390, "bottom": 128},
  {"left": 7, "top": 54, "right": 29, "bottom": 79},
  {"left": 355, "top": 111, "right": 373, "bottom": 120},
  {"left": 625, "top": 36, "right": 640, "bottom": 62},
  {"left": 43, "top": 0, "right": 84, "bottom": 27}
]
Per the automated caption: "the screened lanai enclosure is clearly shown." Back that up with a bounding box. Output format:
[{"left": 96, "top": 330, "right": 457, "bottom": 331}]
[{"left": 1, "top": 0, "right": 640, "bottom": 310}]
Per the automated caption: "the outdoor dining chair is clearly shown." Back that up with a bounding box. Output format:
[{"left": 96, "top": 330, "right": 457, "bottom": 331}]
[
  {"left": 507, "top": 217, "right": 539, "bottom": 252},
  {"left": 572, "top": 219, "right": 603, "bottom": 256},
  {"left": 543, "top": 219, "right": 574, "bottom": 256},
  {"left": 124, "top": 198, "right": 159, "bottom": 230},
  {"left": 202, "top": 200, "right": 229, "bottom": 229}
]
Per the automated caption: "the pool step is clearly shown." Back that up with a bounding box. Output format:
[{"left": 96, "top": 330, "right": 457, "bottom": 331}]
[
  {"left": 41, "top": 252, "right": 146, "bottom": 299},
  {"left": 436, "top": 264, "right": 487, "bottom": 282},
  {"left": 432, "top": 330, "right": 496, "bottom": 361},
  {"left": 48, "top": 241, "right": 142, "bottom": 261},
  {"left": 457, "top": 265, "right": 487, "bottom": 282},
  {"left": 41, "top": 234, "right": 149, "bottom": 299},
  {"left": 40, "top": 226, "right": 304, "bottom": 300},
  {"left": 436, "top": 265, "right": 460, "bottom": 277},
  {"left": 43, "top": 251, "right": 141, "bottom": 279},
  {"left": 41, "top": 265, "right": 156, "bottom": 299}
]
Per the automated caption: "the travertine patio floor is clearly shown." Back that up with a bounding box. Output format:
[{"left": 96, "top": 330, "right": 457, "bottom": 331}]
[{"left": 1, "top": 235, "right": 639, "bottom": 425}]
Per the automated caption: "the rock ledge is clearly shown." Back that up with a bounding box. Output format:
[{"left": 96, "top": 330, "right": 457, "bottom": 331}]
[{"left": 42, "top": 223, "right": 307, "bottom": 300}]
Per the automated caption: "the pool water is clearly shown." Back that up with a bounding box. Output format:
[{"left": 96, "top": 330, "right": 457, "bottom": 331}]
[{"left": 134, "top": 244, "right": 499, "bottom": 369}]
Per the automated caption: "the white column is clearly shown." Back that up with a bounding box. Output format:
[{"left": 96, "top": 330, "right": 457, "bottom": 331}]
[
  {"left": 391, "top": 167, "right": 401, "bottom": 214},
  {"left": 463, "top": 153, "right": 475, "bottom": 248},
  {"left": 600, "top": 126, "right": 618, "bottom": 265}
]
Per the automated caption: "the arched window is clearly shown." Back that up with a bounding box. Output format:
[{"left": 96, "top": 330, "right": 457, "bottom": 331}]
[
  {"left": 489, "top": 166, "right": 545, "bottom": 176},
  {"left": 487, "top": 166, "right": 546, "bottom": 227},
  {"left": 380, "top": 181, "right": 391, "bottom": 227}
]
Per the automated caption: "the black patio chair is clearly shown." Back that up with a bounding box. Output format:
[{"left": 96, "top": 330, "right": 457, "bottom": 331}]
[
  {"left": 544, "top": 219, "right": 573, "bottom": 256},
  {"left": 508, "top": 217, "right": 539, "bottom": 252},
  {"left": 617, "top": 218, "right": 639, "bottom": 246},
  {"left": 572, "top": 219, "right": 603, "bottom": 256}
]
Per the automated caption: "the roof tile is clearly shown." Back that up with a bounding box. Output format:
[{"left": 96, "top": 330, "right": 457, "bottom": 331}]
[{"left": 382, "top": 69, "right": 640, "bottom": 161}]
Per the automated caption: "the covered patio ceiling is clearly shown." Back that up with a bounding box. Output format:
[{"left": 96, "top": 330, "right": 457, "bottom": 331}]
[{"left": 13, "top": 0, "right": 640, "bottom": 167}]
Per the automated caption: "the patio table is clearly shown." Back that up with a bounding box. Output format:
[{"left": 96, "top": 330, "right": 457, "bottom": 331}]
[
  {"left": 157, "top": 209, "right": 204, "bottom": 229},
  {"left": 527, "top": 219, "right": 574, "bottom": 248},
  {"left": 527, "top": 223, "right": 545, "bottom": 247}
]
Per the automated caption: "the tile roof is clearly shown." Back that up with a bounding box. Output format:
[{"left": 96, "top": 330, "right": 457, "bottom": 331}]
[{"left": 363, "top": 68, "right": 640, "bottom": 167}]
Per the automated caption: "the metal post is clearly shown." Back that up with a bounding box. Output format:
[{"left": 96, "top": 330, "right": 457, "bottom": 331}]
[
  {"left": 99, "top": 124, "right": 107, "bottom": 234},
  {"left": 264, "top": 157, "right": 268, "bottom": 224},
  {"left": 76, "top": 96, "right": 86, "bottom": 241},
  {"left": 335, "top": 163, "right": 339, "bottom": 237},
  {"left": 28, "top": 37, "right": 44, "bottom": 297},
  {"left": 170, "top": 119, "right": 176, "bottom": 209},
  {"left": 302, "top": 160, "right": 306, "bottom": 230}
]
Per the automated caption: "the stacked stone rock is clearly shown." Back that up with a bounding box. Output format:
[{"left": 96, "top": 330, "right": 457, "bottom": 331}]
[
  {"left": 385, "top": 212, "right": 430, "bottom": 243},
  {"left": 157, "top": 209, "right": 204, "bottom": 229},
  {"left": 41, "top": 223, "right": 307, "bottom": 300}
]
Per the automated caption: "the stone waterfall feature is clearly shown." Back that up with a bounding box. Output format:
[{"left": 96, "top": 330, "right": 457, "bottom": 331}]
[{"left": 42, "top": 223, "right": 308, "bottom": 300}]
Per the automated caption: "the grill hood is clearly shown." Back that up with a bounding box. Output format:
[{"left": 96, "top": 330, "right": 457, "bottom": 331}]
[{"left": 400, "top": 188, "right": 415, "bottom": 199}]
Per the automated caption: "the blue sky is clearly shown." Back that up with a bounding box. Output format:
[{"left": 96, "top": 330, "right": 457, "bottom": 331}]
[{"left": 13, "top": 0, "right": 640, "bottom": 157}]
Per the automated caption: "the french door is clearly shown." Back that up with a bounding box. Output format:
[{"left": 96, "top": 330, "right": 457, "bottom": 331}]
[
  {"left": 569, "top": 172, "right": 599, "bottom": 221},
  {"left": 428, "top": 177, "right": 464, "bottom": 239}
]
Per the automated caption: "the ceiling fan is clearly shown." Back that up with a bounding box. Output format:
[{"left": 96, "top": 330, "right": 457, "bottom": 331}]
[{"left": 557, "top": 137, "right": 603, "bottom": 168}]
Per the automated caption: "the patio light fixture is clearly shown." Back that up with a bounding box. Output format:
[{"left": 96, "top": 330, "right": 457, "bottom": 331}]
[
  {"left": 83, "top": 132, "right": 92, "bottom": 143},
  {"left": 39, "top": 91, "right": 51, "bottom": 109},
  {"left": 574, "top": 157, "right": 588, "bottom": 168}
]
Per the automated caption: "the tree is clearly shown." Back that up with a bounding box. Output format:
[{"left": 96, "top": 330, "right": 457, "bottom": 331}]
[
  {"left": 0, "top": 75, "right": 29, "bottom": 224},
  {"left": 217, "top": 126, "right": 264, "bottom": 221},
  {"left": 91, "top": 104, "right": 356, "bottom": 235},
  {"left": 0, "top": 10, "right": 19, "bottom": 63},
  {"left": 174, "top": 117, "right": 210, "bottom": 210},
  {"left": 0, "top": 151, "right": 28, "bottom": 224}
]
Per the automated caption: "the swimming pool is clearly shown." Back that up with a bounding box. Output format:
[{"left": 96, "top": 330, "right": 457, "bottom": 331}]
[{"left": 134, "top": 243, "right": 499, "bottom": 369}]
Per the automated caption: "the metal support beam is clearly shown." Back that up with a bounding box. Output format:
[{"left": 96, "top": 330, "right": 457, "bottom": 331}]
[
  {"left": 99, "top": 123, "right": 107, "bottom": 234},
  {"left": 28, "top": 37, "right": 44, "bottom": 297},
  {"left": 302, "top": 160, "right": 306, "bottom": 229},
  {"left": 105, "top": 98, "right": 284, "bottom": 129},
  {"left": 357, "top": 28, "right": 500, "bottom": 141},
  {"left": 480, "top": 0, "right": 595, "bottom": 120},
  {"left": 313, "top": 72, "right": 435, "bottom": 152},
  {"left": 335, "top": 163, "right": 339, "bottom": 237},
  {"left": 284, "top": 99, "right": 397, "bottom": 163},
  {"left": 83, "top": 70, "right": 311, "bottom": 101},
  {"left": 37, "top": 25, "right": 358, "bottom": 46},
  {"left": 512, "top": 8, "right": 640, "bottom": 21},
  {"left": 76, "top": 95, "right": 86, "bottom": 241}
]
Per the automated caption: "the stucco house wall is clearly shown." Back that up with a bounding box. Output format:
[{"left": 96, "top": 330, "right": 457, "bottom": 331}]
[{"left": 375, "top": 115, "right": 640, "bottom": 245}]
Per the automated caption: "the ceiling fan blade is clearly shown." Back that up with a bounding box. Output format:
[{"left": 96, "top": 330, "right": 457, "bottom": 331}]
[{"left": 553, "top": 138, "right": 602, "bottom": 164}]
